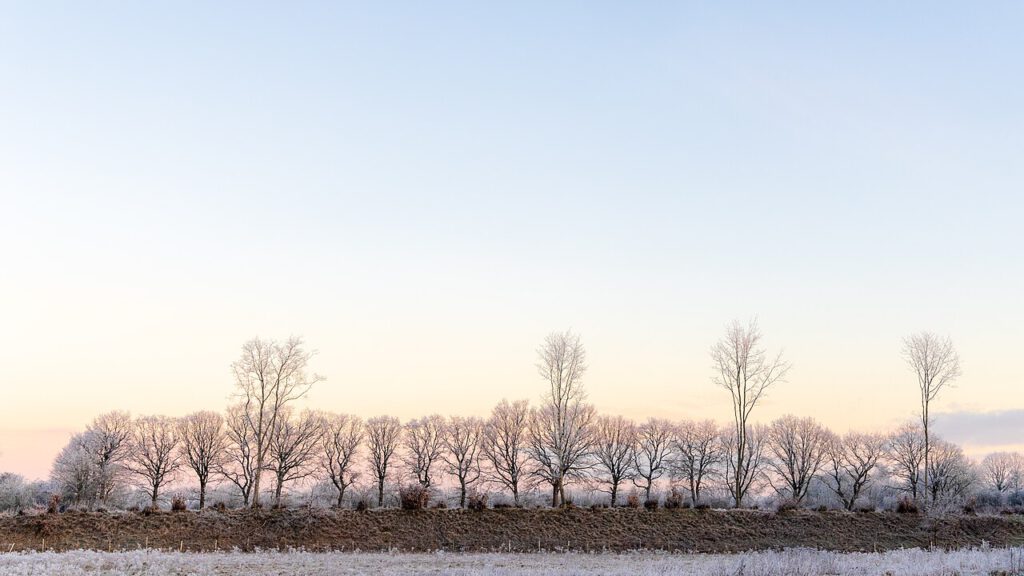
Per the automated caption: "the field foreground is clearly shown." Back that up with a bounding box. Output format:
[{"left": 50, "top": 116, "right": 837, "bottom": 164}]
[
  {"left": 3, "top": 509, "right": 1024, "bottom": 553},
  {"left": 0, "top": 548, "right": 1022, "bottom": 576}
]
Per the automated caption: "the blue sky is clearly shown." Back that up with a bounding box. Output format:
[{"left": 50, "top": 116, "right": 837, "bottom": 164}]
[{"left": 1, "top": 2, "right": 1023, "bottom": 478}]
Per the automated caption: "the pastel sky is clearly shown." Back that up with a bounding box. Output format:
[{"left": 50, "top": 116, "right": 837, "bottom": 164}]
[{"left": 2, "top": 2, "right": 1022, "bottom": 480}]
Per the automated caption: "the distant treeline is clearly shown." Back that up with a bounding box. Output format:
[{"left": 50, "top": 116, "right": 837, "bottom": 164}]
[{"left": 3, "top": 325, "right": 1019, "bottom": 515}]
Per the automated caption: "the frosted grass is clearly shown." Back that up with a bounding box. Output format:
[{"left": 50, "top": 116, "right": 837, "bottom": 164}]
[{"left": 0, "top": 547, "right": 1021, "bottom": 575}]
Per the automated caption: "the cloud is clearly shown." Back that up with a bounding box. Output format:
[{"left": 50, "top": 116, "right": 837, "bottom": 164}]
[{"left": 933, "top": 409, "right": 1024, "bottom": 452}]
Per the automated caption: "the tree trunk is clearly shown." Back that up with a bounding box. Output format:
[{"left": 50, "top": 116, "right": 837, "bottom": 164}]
[
  {"left": 377, "top": 479, "right": 385, "bottom": 507},
  {"left": 459, "top": 481, "right": 467, "bottom": 508},
  {"left": 550, "top": 482, "right": 559, "bottom": 507},
  {"left": 252, "top": 455, "right": 263, "bottom": 508},
  {"left": 336, "top": 486, "right": 345, "bottom": 508},
  {"left": 610, "top": 482, "right": 618, "bottom": 506},
  {"left": 199, "top": 479, "right": 207, "bottom": 510},
  {"left": 274, "top": 476, "right": 284, "bottom": 507}
]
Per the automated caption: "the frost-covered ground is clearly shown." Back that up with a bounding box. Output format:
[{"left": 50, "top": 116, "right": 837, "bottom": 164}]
[{"left": 0, "top": 548, "right": 1022, "bottom": 575}]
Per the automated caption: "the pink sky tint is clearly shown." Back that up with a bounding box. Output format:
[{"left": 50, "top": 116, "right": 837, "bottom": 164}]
[{"left": 0, "top": 428, "right": 77, "bottom": 481}]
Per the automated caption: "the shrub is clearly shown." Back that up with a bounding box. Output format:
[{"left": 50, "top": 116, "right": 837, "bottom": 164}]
[
  {"left": 431, "top": 500, "right": 447, "bottom": 509},
  {"left": 776, "top": 499, "right": 799, "bottom": 513},
  {"left": 354, "top": 499, "right": 369, "bottom": 512},
  {"left": 855, "top": 506, "right": 874, "bottom": 513},
  {"left": 815, "top": 505, "right": 828, "bottom": 512},
  {"left": 694, "top": 502, "right": 711, "bottom": 510},
  {"left": 211, "top": 502, "right": 227, "bottom": 512},
  {"left": 46, "top": 494, "right": 60, "bottom": 515},
  {"left": 644, "top": 498, "right": 659, "bottom": 511},
  {"left": 1009, "top": 491, "right": 1024, "bottom": 508},
  {"left": 896, "top": 496, "right": 919, "bottom": 514},
  {"left": 626, "top": 493, "right": 640, "bottom": 509},
  {"left": 467, "top": 492, "right": 488, "bottom": 511},
  {"left": 492, "top": 502, "right": 514, "bottom": 510},
  {"left": 664, "top": 488, "right": 684, "bottom": 510},
  {"left": 962, "top": 498, "right": 977, "bottom": 515},
  {"left": 171, "top": 496, "right": 187, "bottom": 512},
  {"left": 399, "top": 485, "right": 430, "bottom": 511}
]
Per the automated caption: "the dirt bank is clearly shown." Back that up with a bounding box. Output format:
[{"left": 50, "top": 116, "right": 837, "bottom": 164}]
[{"left": 2, "top": 508, "right": 1023, "bottom": 553}]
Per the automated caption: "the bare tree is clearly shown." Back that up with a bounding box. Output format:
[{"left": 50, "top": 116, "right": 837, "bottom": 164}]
[
  {"left": 671, "top": 419, "right": 721, "bottom": 506},
  {"left": 592, "top": 415, "right": 636, "bottom": 506},
  {"left": 268, "top": 409, "right": 324, "bottom": 507},
  {"left": 711, "top": 319, "right": 789, "bottom": 507},
  {"left": 441, "top": 416, "right": 484, "bottom": 508},
  {"left": 822, "top": 431, "right": 887, "bottom": 511},
  {"left": 232, "top": 336, "right": 323, "bottom": 508},
  {"left": 719, "top": 423, "right": 766, "bottom": 507},
  {"left": 50, "top": 432, "right": 101, "bottom": 507},
  {"left": 126, "top": 416, "right": 181, "bottom": 508},
  {"left": 366, "top": 415, "right": 402, "bottom": 507},
  {"left": 902, "top": 332, "right": 961, "bottom": 504},
  {"left": 632, "top": 418, "right": 673, "bottom": 502},
  {"left": 178, "top": 411, "right": 228, "bottom": 509},
  {"left": 402, "top": 414, "right": 446, "bottom": 488},
  {"left": 527, "top": 401, "right": 596, "bottom": 507},
  {"left": 481, "top": 399, "right": 530, "bottom": 506},
  {"left": 219, "top": 403, "right": 259, "bottom": 506},
  {"left": 86, "top": 411, "right": 133, "bottom": 506},
  {"left": 888, "top": 422, "right": 926, "bottom": 499},
  {"left": 981, "top": 452, "right": 1016, "bottom": 493},
  {"left": 763, "top": 415, "right": 830, "bottom": 504},
  {"left": 981, "top": 452, "right": 1024, "bottom": 495},
  {"left": 528, "top": 330, "right": 595, "bottom": 507},
  {"left": 320, "top": 413, "right": 364, "bottom": 508},
  {"left": 927, "top": 438, "right": 975, "bottom": 503}
]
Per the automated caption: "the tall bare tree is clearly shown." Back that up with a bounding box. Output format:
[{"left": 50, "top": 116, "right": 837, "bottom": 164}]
[
  {"left": 402, "top": 414, "right": 446, "bottom": 488},
  {"left": 87, "top": 411, "right": 133, "bottom": 506},
  {"left": 902, "top": 332, "right": 961, "bottom": 504},
  {"left": 219, "top": 403, "right": 259, "bottom": 506},
  {"left": 632, "top": 418, "right": 673, "bottom": 502},
  {"left": 763, "top": 415, "right": 829, "bottom": 504},
  {"left": 366, "top": 415, "right": 401, "bottom": 507},
  {"left": 822, "top": 431, "right": 887, "bottom": 511},
  {"left": 268, "top": 409, "right": 324, "bottom": 507},
  {"left": 126, "top": 416, "right": 181, "bottom": 508},
  {"left": 320, "top": 413, "right": 364, "bottom": 508},
  {"left": 481, "top": 399, "right": 530, "bottom": 506},
  {"left": 232, "top": 336, "right": 323, "bottom": 508},
  {"left": 888, "top": 422, "right": 926, "bottom": 499},
  {"left": 592, "top": 415, "right": 636, "bottom": 506},
  {"left": 528, "top": 330, "right": 595, "bottom": 507},
  {"left": 178, "top": 411, "right": 228, "bottom": 509},
  {"left": 441, "top": 416, "right": 484, "bottom": 507},
  {"left": 671, "top": 419, "right": 721, "bottom": 506},
  {"left": 711, "top": 319, "right": 789, "bottom": 507}
]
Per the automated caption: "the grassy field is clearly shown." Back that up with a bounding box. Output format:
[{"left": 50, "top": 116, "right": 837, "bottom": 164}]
[{"left": 0, "top": 548, "right": 1022, "bottom": 576}]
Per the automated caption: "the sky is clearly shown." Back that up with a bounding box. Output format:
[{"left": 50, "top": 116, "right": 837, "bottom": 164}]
[{"left": 1, "top": 2, "right": 1023, "bottom": 480}]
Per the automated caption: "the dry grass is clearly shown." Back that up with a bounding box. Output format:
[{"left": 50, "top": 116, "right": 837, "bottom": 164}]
[{"left": 1, "top": 508, "right": 1023, "bottom": 553}]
